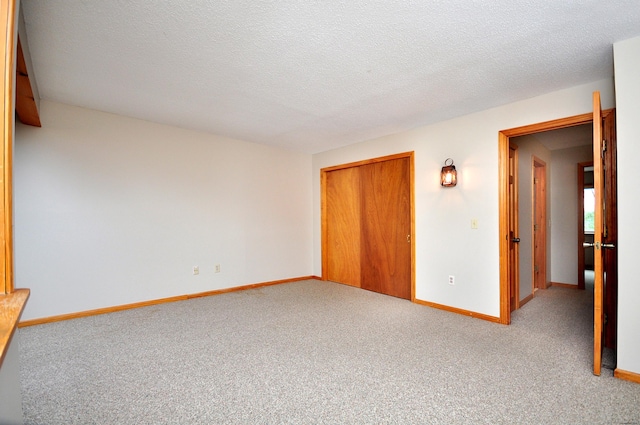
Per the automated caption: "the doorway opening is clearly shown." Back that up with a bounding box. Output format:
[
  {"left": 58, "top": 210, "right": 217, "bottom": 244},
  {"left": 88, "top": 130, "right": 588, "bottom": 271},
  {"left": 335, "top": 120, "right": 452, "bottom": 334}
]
[
  {"left": 578, "top": 162, "right": 594, "bottom": 290},
  {"left": 499, "top": 112, "right": 596, "bottom": 324},
  {"left": 499, "top": 99, "right": 617, "bottom": 376}
]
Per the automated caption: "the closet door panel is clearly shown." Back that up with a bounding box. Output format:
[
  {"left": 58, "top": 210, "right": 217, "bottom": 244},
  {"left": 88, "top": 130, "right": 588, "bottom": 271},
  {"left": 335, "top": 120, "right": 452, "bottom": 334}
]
[
  {"left": 360, "top": 158, "right": 411, "bottom": 299},
  {"left": 326, "top": 167, "right": 361, "bottom": 287}
]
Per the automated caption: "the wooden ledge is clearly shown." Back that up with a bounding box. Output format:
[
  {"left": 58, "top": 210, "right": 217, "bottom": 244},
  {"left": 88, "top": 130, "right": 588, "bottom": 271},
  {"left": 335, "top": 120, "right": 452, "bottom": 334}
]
[{"left": 0, "top": 288, "right": 30, "bottom": 367}]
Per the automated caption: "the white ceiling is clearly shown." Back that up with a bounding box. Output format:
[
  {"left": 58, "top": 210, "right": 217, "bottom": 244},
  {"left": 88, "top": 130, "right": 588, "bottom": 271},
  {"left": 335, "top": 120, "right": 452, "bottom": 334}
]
[{"left": 20, "top": 1, "right": 640, "bottom": 154}]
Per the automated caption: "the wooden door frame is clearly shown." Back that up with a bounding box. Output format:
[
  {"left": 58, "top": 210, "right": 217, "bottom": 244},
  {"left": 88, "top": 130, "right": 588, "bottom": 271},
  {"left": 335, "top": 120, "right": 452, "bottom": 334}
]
[
  {"left": 532, "top": 156, "right": 547, "bottom": 291},
  {"left": 577, "top": 161, "right": 594, "bottom": 290},
  {"left": 508, "top": 142, "right": 520, "bottom": 311},
  {"left": 321, "top": 151, "right": 415, "bottom": 301},
  {"left": 499, "top": 112, "right": 596, "bottom": 324},
  {"left": 1, "top": 0, "right": 17, "bottom": 295}
]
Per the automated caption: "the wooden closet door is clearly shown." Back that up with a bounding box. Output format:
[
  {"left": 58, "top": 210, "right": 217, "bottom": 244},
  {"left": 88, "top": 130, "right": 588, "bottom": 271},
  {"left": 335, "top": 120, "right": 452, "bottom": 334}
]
[
  {"left": 326, "top": 167, "right": 361, "bottom": 287},
  {"left": 360, "top": 158, "right": 411, "bottom": 299}
]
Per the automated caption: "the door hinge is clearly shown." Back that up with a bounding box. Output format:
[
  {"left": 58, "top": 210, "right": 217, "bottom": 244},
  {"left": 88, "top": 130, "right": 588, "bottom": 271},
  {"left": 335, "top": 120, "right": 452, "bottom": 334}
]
[
  {"left": 534, "top": 265, "right": 539, "bottom": 272},
  {"left": 534, "top": 224, "right": 538, "bottom": 231}
]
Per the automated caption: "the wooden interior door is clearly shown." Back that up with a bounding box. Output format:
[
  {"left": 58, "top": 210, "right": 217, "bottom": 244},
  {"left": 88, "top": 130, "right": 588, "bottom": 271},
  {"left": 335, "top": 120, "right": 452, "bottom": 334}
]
[
  {"left": 602, "top": 109, "right": 618, "bottom": 350},
  {"left": 592, "top": 91, "right": 605, "bottom": 376},
  {"left": 360, "top": 158, "right": 411, "bottom": 299},
  {"left": 533, "top": 158, "right": 547, "bottom": 290},
  {"left": 326, "top": 167, "right": 361, "bottom": 287},
  {"left": 508, "top": 143, "right": 520, "bottom": 311}
]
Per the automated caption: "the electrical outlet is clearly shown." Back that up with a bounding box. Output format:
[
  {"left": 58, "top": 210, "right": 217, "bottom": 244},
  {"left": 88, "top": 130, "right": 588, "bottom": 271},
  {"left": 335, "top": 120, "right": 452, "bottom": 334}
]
[
  {"left": 471, "top": 219, "right": 478, "bottom": 229},
  {"left": 193, "top": 266, "right": 199, "bottom": 275},
  {"left": 448, "top": 275, "right": 455, "bottom": 285},
  {"left": 215, "top": 264, "right": 221, "bottom": 273}
]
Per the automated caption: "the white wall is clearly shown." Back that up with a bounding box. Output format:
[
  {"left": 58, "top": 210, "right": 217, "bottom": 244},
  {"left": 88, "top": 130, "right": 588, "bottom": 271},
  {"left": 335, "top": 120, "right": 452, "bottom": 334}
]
[
  {"left": 312, "top": 79, "right": 615, "bottom": 318},
  {"left": 614, "top": 36, "right": 640, "bottom": 376},
  {"left": 550, "top": 145, "right": 592, "bottom": 285},
  {"left": 0, "top": 333, "right": 23, "bottom": 425},
  {"left": 15, "top": 101, "right": 313, "bottom": 321}
]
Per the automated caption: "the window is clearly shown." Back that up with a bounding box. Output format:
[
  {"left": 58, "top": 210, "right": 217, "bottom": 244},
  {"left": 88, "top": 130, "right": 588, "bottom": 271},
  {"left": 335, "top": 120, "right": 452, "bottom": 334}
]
[{"left": 584, "top": 188, "right": 595, "bottom": 233}]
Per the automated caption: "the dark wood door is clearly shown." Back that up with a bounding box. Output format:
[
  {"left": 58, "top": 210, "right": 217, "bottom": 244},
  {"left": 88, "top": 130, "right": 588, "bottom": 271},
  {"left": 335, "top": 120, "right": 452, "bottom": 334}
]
[
  {"left": 360, "top": 158, "right": 411, "bottom": 299},
  {"left": 602, "top": 109, "right": 618, "bottom": 350}
]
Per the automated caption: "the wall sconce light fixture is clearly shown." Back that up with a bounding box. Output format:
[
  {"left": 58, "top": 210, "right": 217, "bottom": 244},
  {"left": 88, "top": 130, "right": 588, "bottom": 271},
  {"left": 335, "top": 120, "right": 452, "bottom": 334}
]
[{"left": 440, "top": 158, "right": 457, "bottom": 187}]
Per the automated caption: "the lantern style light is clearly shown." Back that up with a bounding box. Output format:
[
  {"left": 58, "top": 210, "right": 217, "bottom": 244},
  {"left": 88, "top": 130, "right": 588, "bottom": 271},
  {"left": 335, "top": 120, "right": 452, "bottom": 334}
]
[{"left": 440, "top": 158, "right": 457, "bottom": 187}]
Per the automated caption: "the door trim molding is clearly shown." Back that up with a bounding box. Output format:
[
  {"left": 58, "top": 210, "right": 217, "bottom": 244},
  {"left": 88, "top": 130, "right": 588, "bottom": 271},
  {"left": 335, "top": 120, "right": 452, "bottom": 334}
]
[
  {"left": 498, "top": 112, "right": 605, "bottom": 324},
  {"left": 321, "top": 151, "right": 415, "bottom": 301},
  {"left": 1, "top": 0, "right": 17, "bottom": 295},
  {"left": 509, "top": 141, "right": 520, "bottom": 311}
]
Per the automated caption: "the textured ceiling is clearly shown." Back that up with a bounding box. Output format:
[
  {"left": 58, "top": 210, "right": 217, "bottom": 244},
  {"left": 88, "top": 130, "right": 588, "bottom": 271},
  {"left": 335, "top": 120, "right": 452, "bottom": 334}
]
[{"left": 20, "top": 1, "right": 640, "bottom": 153}]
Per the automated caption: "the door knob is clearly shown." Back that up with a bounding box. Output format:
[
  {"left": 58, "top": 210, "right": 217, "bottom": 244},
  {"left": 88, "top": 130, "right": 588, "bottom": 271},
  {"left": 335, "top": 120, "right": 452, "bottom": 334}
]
[
  {"left": 583, "top": 242, "right": 616, "bottom": 249},
  {"left": 512, "top": 238, "right": 520, "bottom": 243}
]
